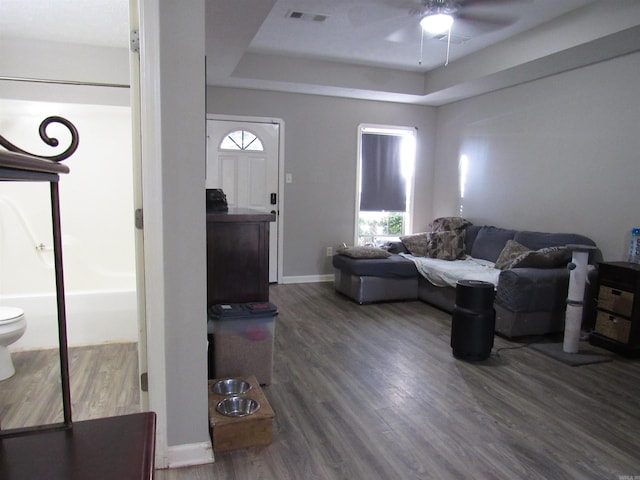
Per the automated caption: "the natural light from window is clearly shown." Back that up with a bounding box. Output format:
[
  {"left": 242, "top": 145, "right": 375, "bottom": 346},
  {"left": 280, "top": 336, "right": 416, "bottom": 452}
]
[
  {"left": 357, "top": 125, "right": 416, "bottom": 246},
  {"left": 459, "top": 154, "right": 468, "bottom": 216},
  {"left": 220, "top": 129, "right": 264, "bottom": 151}
]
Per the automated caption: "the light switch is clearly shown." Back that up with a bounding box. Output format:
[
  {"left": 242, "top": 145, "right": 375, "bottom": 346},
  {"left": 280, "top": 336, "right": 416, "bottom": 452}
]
[{"left": 285, "top": 173, "right": 293, "bottom": 184}]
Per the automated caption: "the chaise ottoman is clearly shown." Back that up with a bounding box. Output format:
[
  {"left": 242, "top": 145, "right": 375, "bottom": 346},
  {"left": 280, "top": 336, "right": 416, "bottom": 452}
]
[{"left": 332, "top": 253, "right": 418, "bottom": 304}]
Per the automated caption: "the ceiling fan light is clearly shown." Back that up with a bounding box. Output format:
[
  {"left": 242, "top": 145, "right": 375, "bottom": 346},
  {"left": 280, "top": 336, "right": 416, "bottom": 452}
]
[{"left": 420, "top": 13, "right": 453, "bottom": 34}]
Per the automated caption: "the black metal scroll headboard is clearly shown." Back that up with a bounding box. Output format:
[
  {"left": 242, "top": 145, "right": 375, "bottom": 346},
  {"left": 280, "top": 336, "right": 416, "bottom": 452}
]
[{"left": 0, "top": 115, "right": 79, "bottom": 162}]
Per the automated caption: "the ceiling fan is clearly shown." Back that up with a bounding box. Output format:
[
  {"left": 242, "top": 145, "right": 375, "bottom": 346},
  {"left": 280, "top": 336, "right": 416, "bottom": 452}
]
[
  {"left": 411, "top": 0, "right": 520, "bottom": 35},
  {"left": 349, "top": 0, "right": 523, "bottom": 64},
  {"left": 380, "top": 0, "right": 523, "bottom": 65},
  {"left": 418, "top": 0, "right": 520, "bottom": 64}
]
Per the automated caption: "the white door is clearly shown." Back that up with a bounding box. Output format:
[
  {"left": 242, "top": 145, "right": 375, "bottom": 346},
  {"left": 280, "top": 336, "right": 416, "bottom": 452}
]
[{"left": 206, "top": 119, "right": 280, "bottom": 282}]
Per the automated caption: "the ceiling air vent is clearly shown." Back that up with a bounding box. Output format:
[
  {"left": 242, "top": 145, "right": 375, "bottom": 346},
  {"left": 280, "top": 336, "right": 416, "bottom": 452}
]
[{"left": 286, "top": 10, "right": 328, "bottom": 22}]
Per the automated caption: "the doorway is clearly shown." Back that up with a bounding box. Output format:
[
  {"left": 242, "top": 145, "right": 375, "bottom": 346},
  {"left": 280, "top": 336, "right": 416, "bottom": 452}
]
[
  {"left": 0, "top": 0, "right": 144, "bottom": 426},
  {"left": 206, "top": 117, "right": 283, "bottom": 283}
]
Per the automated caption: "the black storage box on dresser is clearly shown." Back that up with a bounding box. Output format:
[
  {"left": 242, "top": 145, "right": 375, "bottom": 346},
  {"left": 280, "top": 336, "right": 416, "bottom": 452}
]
[{"left": 590, "top": 261, "right": 640, "bottom": 356}]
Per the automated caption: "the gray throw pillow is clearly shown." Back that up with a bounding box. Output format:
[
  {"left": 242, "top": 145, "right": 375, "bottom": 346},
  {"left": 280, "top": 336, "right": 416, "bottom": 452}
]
[
  {"left": 510, "top": 246, "right": 571, "bottom": 269},
  {"left": 400, "top": 233, "right": 430, "bottom": 257},
  {"left": 495, "top": 240, "right": 531, "bottom": 270},
  {"left": 470, "top": 226, "right": 517, "bottom": 262}
]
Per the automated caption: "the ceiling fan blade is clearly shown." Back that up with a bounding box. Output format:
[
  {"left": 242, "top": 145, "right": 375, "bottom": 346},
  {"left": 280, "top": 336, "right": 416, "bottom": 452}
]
[
  {"left": 348, "top": 1, "right": 414, "bottom": 27},
  {"left": 348, "top": 6, "right": 390, "bottom": 26},
  {"left": 452, "top": 11, "right": 516, "bottom": 35},
  {"left": 385, "top": 23, "right": 423, "bottom": 44},
  {"left": 460, "top": 0, "right": 531, "bottom": 6},
  {"left": 456, "top": 11, "right": 517, "bottom": 28}
]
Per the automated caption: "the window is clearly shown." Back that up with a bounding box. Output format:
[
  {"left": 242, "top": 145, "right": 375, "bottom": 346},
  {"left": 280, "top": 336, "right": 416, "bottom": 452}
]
[
  {"left": 356, "top": 125, "right": 416, "bottom": 246},
  {"left": 220, "top": 129, "right": 264, "bottom": 151}
]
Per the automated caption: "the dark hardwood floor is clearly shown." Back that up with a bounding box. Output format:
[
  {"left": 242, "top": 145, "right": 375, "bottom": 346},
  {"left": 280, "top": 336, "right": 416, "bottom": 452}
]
[
  {"left": 159, "top": 282, "right": 640, "bottom": 480},
  {"left": 2, "top": 283, "right": 639, "bottom": 479}
]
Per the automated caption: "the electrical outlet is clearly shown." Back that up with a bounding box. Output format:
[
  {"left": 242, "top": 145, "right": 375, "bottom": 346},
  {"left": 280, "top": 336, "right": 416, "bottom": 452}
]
[{"left": 326, "top": 246, "right": 333, "bottom": 257}]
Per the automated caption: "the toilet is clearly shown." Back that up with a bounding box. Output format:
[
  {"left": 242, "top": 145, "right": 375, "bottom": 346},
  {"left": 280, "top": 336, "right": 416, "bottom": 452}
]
[{"left": 0, "top": 306, "right": 26, "bottom": 381}]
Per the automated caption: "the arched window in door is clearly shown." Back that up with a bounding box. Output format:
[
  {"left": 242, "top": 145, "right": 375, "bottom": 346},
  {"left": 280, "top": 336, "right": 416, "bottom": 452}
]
[{"left": 219, "top": 129, "right": 264, "bottom": 151}]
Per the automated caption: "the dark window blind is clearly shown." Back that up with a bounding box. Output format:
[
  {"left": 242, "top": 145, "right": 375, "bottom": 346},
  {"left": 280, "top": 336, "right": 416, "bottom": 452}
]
[{"left": 360, "top": 133, "right": 406, "bottom": 212}]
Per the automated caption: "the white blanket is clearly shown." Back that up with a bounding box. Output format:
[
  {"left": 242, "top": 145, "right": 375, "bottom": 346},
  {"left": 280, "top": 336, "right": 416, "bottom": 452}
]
[{"left": 400, "top": 254, "right": 500, "bottom": 288}]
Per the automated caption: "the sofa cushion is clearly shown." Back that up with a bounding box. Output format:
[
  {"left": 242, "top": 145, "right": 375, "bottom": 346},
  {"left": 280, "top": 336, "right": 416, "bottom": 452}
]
[
  {"left": 336, "top": 246, "right": 391, "bottom": 259},
  {"left": 463, "top": 225, "right": 482, "bottom": 254},
  {"left": 470, "top": 226, "right": 517, "bottom": 262},
  {"left": 495, "top": 240, "right": 531, "bottom": 270},
  {"left": 513, "top": 231, "right": 596, "bottom": 251},
  {"left": 332, "top": 253, "right": 417, "bottom": 278},
  {"left": 510, "top": 246, "right": 571, "bottom": 269}
]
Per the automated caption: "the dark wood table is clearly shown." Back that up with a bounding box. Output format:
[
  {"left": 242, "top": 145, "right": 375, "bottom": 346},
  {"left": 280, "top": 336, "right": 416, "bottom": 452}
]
[{"left": 0, "top": 412, "right": 156, "bottom": 479}]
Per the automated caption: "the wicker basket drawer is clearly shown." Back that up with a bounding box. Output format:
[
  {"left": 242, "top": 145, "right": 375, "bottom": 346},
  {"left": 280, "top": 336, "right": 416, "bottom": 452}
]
[
  {"left": 598, "top": 286, "right": 634, "bottom": 317},
  {"left": 595, "top": 311, "right": 632, "bottom": 343}
]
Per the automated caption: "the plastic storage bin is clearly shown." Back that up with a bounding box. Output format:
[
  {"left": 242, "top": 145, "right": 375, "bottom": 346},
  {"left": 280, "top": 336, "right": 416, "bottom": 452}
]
[{"left": 208, "top": 302, "right": 278, "bottom": 385}]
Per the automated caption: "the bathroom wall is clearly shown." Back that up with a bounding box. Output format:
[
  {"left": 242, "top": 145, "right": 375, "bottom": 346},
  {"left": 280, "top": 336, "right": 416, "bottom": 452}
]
[{"left": 0, "top": 98, "right": 137, "bottom": 349}]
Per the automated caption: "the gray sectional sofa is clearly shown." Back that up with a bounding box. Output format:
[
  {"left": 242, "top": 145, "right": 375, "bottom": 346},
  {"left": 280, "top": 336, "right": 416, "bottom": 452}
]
[{"left": 333, "top": 224, "right": 601, "bottom": 338}]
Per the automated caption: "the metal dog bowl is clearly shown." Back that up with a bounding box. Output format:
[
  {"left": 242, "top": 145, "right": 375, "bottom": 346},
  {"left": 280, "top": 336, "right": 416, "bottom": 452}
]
[
  {"left": 216, "top": 396, "right": 260, "bottom": 417},
  {"left": 212, "top": 378, "right": 252, "bottom": 396}
]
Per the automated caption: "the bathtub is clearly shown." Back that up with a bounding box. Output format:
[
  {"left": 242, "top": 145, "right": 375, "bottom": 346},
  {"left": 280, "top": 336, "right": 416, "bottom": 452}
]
[{"left": 3, "top": 289, "right": 138, "bottom": 351}]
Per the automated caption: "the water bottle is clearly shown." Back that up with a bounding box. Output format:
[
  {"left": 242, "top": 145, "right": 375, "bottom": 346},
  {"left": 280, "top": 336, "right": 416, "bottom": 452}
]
[{"left": 629, "top": 228, "right": 640, "bottom": 263}]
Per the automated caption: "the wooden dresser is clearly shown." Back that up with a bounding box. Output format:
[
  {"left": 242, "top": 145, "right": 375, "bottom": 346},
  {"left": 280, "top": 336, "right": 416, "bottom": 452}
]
[
  {"left": 590, "top": 261, "right": 640, "bottom": 356},
  {"left": 206, "top": 208, "right": 276, "bottom": 306}
]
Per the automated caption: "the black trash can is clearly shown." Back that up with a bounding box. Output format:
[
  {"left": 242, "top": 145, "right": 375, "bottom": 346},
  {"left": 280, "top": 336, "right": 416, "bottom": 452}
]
[{"left": 450, "top": 280, "right": 495, "bottom": 361}]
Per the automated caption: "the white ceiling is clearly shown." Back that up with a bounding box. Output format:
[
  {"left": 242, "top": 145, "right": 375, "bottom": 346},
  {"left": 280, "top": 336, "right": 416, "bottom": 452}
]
[
  {"left": 3, "top": 0, "right": 640, "bottom": 106},
  {"left": 0, "top": 0, "right": 130, "bottom": 49},
  {"left": 246, "top": 0, "right": 595, "bottom": 71},
  {"left": 206, "top": 0, "right": 640, "bottom": 105}
]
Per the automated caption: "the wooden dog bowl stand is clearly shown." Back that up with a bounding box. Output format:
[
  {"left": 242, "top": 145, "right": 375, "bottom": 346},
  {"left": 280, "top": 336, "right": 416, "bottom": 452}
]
[{"left": 208, "top": 375, "right": 274, "bottom": 452}]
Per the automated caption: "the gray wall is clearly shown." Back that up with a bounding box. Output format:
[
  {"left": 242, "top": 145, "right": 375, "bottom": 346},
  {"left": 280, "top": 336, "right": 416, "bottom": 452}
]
[
  {"left": 208, "top": 88, "right": 437, "bottom": 279},
  {"left": 432, "top": 51, "right": 640, "bottom": 261},
  {"left": 144, "top": 0, "right": 210, "bottom": 452}
]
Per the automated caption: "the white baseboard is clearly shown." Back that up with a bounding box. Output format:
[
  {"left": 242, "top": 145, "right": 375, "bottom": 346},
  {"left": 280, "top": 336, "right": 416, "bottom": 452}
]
[
  {"left": 281, "top": 274, "right": 334, "bottom": 284},
  {"left": 163, "top": 441, "right": 215, "bottom": 469}
]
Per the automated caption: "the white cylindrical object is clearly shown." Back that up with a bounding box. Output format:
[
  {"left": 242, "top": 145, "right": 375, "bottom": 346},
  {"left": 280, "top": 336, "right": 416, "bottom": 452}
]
[
  {"left": 567, "top": 250, "right": 589, "bottom": 303},
  {"left": 563, "top": 248, "right": 591, "bottom": 353},
  {"left": 563, "top": 304, "right": 582, "bottom": 353}
]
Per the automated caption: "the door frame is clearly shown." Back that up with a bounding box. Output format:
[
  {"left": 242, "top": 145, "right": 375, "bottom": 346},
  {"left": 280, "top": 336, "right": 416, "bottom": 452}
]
[
  {"left": 355, "top": 123, "right": 417, "bottom": 246},
  {"left": 128, "top": 0, "right": 150, "bottom": 413},
  {"left": 206, "top": 114, "right": 285, "bottom": 284}
]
